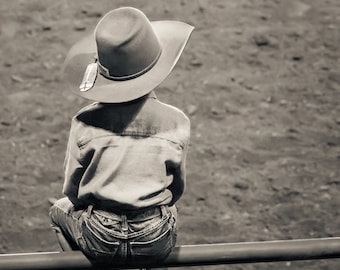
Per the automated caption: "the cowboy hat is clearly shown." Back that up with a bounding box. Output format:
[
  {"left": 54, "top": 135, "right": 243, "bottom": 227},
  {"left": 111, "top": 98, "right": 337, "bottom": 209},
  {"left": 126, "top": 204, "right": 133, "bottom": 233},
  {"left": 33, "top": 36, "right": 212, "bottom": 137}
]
[{"left": 63, "top": 7, "right": 194, "bottom": 103}]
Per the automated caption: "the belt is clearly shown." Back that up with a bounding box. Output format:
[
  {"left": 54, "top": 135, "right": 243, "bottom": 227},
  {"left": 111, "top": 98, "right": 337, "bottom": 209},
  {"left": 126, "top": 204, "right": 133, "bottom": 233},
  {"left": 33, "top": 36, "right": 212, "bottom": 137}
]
[{"left": 87, "top": 202, "right": 167, "bottom": 219}]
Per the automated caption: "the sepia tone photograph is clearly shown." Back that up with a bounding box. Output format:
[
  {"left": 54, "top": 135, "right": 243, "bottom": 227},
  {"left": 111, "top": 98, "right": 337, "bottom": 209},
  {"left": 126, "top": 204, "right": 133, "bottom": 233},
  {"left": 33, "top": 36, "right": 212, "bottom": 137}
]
[{"left": 0, "top": 0, "right": 339, "bottom": 269}]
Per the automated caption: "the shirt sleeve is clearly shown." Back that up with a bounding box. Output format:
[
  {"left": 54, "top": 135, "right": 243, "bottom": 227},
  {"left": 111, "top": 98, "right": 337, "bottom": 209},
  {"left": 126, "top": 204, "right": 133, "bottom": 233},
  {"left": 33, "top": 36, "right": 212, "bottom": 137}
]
[
  {"left": 62, "top": 118, "right": 86, "bottom": 206},
  {"left": 168, "top": 117, "right": 191, "bottom": 206}
]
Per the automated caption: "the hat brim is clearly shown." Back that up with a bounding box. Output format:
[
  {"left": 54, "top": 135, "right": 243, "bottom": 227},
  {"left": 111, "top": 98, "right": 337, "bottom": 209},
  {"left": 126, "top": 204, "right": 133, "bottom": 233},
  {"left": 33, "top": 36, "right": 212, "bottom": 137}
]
[{"left": 63, "top": 21, "right": 194, "bottom": 103}]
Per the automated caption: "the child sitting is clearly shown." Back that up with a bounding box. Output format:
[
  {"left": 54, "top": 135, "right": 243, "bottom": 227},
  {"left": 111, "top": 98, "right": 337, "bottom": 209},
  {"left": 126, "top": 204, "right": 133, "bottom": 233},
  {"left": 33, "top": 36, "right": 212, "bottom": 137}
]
[{"left": 49, "top": 6, "right": 193, "bottom": 267}]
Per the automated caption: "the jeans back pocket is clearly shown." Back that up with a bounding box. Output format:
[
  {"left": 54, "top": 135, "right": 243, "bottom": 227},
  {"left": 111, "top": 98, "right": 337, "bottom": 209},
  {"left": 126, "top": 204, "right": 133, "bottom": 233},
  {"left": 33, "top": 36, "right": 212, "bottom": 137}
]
[
  {"left": 130, "top": 222, "right": 176, "bottom": 265},
  {"left": 81, "top": 216, "right": 121, "bottom": 263}
]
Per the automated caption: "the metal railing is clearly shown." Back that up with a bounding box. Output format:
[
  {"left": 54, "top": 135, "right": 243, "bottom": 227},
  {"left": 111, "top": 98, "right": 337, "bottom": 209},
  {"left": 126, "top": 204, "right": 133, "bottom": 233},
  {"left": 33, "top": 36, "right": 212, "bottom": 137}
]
[{"left": 1, "top": 237, "right": 340, "bottom": 269}]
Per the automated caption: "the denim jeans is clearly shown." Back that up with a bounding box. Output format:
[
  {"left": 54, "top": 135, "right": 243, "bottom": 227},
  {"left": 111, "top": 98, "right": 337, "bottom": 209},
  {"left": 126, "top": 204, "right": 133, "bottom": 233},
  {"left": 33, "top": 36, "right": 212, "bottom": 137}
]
[{"left": 49, "top": 197, "right": 177, "bottom": 267}]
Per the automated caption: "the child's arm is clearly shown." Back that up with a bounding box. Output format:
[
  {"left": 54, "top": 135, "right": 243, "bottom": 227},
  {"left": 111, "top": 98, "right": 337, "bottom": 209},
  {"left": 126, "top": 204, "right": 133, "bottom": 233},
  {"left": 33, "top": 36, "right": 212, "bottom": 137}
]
[
  {"left": 168, "top": 113, "right": 191, "bottom": 205},
  {"left": 168, "top": 137, "right": 190, "bottom": 206},
  {"left": 62, "top": 118, "right": 86, "bottom": 206}
]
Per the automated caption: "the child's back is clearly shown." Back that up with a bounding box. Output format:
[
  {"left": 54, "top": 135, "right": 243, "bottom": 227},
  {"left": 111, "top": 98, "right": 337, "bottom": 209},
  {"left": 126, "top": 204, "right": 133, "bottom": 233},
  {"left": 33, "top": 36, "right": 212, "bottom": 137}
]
[{"left": 63, "top": 93, "right": 190, "bottom": 210}]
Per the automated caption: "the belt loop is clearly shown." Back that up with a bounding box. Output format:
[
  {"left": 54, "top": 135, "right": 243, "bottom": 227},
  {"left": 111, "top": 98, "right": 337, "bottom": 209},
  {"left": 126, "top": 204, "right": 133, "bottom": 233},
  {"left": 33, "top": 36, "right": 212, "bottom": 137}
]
[
  {"left": 160, "top": 205, "right": 168, "bottom": 217},
  {"left": 87, "top": 205, "right": 93, "bottom": 218}
]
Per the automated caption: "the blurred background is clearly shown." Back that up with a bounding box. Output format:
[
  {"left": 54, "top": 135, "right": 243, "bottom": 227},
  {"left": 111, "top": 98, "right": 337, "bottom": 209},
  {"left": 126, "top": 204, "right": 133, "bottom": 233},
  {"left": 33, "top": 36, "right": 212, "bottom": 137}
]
[{"left": 0, "top": 1, "right": 339, "bottom": 269}]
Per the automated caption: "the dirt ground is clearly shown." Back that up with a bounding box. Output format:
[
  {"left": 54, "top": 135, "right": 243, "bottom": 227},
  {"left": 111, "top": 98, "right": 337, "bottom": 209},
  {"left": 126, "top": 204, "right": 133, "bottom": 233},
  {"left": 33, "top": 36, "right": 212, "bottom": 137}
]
[{"left": 0, "top": 0, "right": 339, "bottom": 269}]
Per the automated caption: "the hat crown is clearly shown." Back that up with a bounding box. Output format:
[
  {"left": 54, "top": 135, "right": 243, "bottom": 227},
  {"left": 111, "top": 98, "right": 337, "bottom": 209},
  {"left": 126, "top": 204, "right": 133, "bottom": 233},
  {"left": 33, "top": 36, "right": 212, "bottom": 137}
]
[{"left": 95, "top": 7, "right": 162, "bottom": 80}]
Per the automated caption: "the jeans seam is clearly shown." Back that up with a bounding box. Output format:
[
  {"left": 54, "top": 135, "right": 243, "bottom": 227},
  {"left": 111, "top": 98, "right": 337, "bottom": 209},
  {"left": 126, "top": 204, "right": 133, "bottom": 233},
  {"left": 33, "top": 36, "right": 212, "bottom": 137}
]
[
  {"left": 127, "top": 212, "right": 170, "bottom": 239},
  {"left": 86, "top": 217, "right": 128, "bottom": 239},
  {"left": 86, "top": 211, "right": 171, "bottom": 240},
  {"left": 129, "top": 225, "right": 171, "bottom": 245}
]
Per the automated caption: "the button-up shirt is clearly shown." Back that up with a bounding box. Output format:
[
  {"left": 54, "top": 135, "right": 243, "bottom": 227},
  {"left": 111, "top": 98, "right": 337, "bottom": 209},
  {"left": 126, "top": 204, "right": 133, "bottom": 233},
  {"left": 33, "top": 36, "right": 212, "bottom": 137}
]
[{"left": 62, "top": 93, "right": 190, "bottom": 210}]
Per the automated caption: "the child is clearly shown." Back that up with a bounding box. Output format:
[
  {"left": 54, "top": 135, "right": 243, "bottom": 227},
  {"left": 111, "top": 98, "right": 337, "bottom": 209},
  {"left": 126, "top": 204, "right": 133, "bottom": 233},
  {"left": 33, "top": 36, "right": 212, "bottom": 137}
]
[{"left": 49, "top": 6, "right": 193, "bottom": 267}]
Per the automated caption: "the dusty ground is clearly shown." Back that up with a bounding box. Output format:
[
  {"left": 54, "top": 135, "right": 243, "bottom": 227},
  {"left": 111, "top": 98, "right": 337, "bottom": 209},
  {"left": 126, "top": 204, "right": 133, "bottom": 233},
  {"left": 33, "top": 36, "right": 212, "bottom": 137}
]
[{"left": 0, "top": 0, "right": 339, "bottom": 269}]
